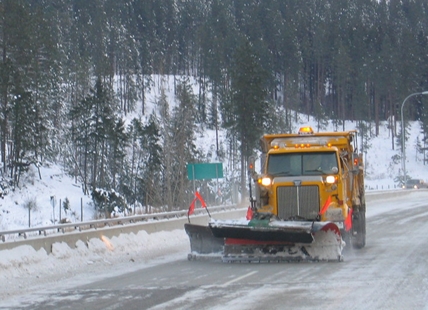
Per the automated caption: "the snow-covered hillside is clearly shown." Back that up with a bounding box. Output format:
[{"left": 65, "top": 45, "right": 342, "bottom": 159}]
[{"left": 0, "top": 76, "right": 426, "bottom": 231}]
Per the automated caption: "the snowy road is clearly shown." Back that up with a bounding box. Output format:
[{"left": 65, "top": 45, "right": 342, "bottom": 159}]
[{"left": 3, "top": 190, "right": 428, "bottom": 309}]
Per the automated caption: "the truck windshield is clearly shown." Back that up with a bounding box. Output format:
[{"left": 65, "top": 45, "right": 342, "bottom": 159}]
[{"left": 267, "top": 152, "right": 338, "bottom": 176}]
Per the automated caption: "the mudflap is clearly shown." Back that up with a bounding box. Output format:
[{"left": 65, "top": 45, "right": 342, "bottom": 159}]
[
  {"left": 184, "top": 223, "right": 224, "bottom": 260},
  {"left": 210, "top": 220, "right": 344, "bottom": 262}
]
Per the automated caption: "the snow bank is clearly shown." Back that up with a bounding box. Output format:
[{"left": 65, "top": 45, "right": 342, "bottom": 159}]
[{"left": 0, "top": 229, "right": 189, "bottom": 300}]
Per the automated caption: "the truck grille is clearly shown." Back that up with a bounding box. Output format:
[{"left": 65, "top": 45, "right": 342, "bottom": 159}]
[{"left": 277, "top": 186, "right": 320, "bottom": 220}]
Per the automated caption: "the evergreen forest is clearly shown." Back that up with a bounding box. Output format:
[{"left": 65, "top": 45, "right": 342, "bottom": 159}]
[{"left": 1, "top": 0, "right": 428, "bottom": 213}]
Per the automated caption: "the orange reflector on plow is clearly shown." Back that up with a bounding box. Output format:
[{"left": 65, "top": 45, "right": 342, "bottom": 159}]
[{"left": 344, "top": 208, "right": 353, "bottom": 231}]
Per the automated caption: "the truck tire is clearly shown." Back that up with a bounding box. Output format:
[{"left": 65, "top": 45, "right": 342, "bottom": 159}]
[{"left": 352, "top": 208, "right": 366, "bottom": 249}]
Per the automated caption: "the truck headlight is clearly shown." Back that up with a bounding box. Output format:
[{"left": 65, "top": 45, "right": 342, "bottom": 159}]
[
  {"left": 259, "top": 177, "right": 272, "bottom": 187},
  {"left": 326, "top": 175, "right": 336, "bottom": 184}
]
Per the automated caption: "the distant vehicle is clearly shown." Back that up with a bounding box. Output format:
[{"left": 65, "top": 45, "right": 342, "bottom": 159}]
[{"left": 403, "top": 179, "right": 428, "bottom": 189}]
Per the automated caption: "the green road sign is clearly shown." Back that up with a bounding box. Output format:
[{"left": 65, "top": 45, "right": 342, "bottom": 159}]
[{"left": 187, "top": 163, "right": 223, "bottom": 180}]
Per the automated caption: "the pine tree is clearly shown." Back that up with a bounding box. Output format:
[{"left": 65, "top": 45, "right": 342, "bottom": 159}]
[
  {"left": 69, "top": 78, "right": 116, "bottom": 194},
  {"left": 140, "top": 114, "right": 163, "bottom": 208},
  {"left": 107, "top": 118, "right": 128, "bottom": 190},
  {"left": 168, "top": 79, "right": 199, "bottom": 209},
  {"left": 69, "top": 85, "right": 97, "bottom": 194},
  {"left": 157, "top": 88, "right": 174, "bottom": 209},
  {"left": 123, "top": 118, "right": 142, "bottom": 210},
  {"left": 9, "top": 87, "right": 36, "bottom": 186},
  {"left": 93, "top": 79, "right": 117, "bottom": 190},
  {"left": 222, "top": 38, "right": 270, "bottom": 200}
]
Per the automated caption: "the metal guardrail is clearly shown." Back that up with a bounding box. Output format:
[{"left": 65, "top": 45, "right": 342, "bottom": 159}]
[
  {"left": 0, "top": 204, "right": 238, "bottom": 243},
  {"left": 0, "top": 189, "right": 408, "bottom": 244}
]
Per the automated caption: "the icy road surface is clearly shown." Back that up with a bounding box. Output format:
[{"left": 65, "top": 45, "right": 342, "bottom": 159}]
[{"left": 2, "top": 190, "right": 428, "bottom": 309}]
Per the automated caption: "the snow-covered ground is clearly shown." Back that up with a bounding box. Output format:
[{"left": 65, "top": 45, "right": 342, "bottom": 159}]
[
  {"left": 0, "top": 165, "right": 95, "bottom": 231},
  {"left": 0, "top": 228, "right": 190, "bottom": 303}
]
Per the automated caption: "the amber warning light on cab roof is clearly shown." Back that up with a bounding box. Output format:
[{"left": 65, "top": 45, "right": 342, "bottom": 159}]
[{"left": 298, "top": 126, "right": 314, "bottom": 135}]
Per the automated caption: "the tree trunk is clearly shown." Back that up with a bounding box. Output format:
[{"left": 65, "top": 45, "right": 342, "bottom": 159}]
[{"left": 1, "top": 45, "right": 7, "bottom": 173}]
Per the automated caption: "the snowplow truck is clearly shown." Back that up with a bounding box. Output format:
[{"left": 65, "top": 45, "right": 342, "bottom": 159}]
[{"left": 185, "top": 126, "right": 366, "bottom": 262}]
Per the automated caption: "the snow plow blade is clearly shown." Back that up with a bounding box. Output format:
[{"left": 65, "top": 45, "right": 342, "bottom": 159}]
[
  {"left": 184, "top": 223, "right": 224, "bottom": 260},
  {"left": 209, "top": 219, "right": 344, "bottom": 262}
]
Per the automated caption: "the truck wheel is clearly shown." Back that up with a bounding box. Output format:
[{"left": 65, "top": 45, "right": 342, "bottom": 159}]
[{"left": 352, "top": 209, "right": 366, "bottom": 249}]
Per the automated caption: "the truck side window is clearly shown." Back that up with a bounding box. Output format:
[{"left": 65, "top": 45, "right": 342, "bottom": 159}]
[{"left": 321, "top": 153, "right": 338, "bottom": 174}]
